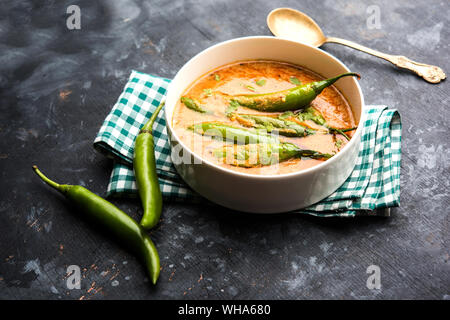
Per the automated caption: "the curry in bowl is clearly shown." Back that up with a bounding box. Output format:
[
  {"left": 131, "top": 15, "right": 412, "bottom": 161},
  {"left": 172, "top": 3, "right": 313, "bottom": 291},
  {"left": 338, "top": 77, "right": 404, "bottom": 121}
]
[{"left": 172, "top": 60, "right": 358, "bottom": 175}]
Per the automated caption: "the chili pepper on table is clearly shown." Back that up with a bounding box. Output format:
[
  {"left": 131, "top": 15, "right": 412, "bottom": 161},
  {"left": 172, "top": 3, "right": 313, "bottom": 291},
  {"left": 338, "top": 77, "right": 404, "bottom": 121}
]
[
  {"left": 32, "top": 166, "right": 160, "bottom": 284},
  {"left": 230, "top": 72, "right": 360, "bottom": 112},
  {"left": 133, "top": 102, "right": 164, "bottom": 230},
  {"left": 213, "top": 143, "right": 333, "bottom": 168}
]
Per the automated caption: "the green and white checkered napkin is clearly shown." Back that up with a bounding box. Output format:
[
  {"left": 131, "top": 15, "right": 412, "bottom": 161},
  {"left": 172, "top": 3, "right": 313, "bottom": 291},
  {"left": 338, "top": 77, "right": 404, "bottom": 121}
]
[{"left": 94, "top": 70, "right": 402, "bottom": 217}]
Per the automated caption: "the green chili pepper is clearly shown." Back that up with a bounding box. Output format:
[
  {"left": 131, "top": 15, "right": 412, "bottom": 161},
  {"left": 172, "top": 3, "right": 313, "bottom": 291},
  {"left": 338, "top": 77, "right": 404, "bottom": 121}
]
[
  {"left": 180, "top": 96, "right": 208, "bottom": 113},
  {"left": 133, "top": 102, "right": 164, "bottom": 230},
  {"left": 213, "top": 143, "right": 332, "bottom": 168},
  {"left": 230, "top": 107, "right": 354, "bottom": 138},
  {"left": 233, "top": 113, "right": 316, "bottom": 137},
  {"left": 188, "top": 122, "right": 278, "bottom": 144},
  {"left": 231, "top": 72, "right": 360, "bottom": 112},
  {"left": 32, "top": 166, "right": 160, "bottom": 284}
]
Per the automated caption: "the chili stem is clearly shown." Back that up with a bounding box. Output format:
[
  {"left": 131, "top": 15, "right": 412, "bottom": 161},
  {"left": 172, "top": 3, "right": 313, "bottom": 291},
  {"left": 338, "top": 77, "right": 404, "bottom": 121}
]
[
  {"left": 328, "top": 126, "right": 357, "bottom": 141},
  {"left": 334, "top": 129, "right": 350, "bottom": 141},
  {"left": 32, "top": 165, "right": 63, "bottom": 192},
  {"left": 141, "top": 101, "right": 165, "bottom": 132},
  {"left": 340, "top": 127, "right": 357, "bottom": 132}
]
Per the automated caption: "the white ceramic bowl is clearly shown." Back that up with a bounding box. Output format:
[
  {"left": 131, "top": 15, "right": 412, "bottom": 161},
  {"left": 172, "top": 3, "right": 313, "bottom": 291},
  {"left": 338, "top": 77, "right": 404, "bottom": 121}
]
[{"left": 165, "top": 36, "right": 365, "bottom": 213}]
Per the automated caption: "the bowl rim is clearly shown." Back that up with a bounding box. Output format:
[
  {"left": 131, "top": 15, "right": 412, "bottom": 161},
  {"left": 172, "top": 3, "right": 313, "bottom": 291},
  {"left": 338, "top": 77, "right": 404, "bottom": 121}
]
[{"left": 165, "top": 35, "right": 366, "bottom": 180}]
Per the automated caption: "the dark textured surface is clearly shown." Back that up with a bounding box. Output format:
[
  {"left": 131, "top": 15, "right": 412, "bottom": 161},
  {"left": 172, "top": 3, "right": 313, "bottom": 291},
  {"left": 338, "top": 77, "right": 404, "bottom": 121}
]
[{"left": 0, "top": 0, "right": 449, "bottom": 300}]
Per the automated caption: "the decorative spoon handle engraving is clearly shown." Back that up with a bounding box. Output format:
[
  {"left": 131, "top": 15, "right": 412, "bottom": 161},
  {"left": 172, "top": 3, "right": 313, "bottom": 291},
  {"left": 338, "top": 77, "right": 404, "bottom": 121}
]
[{"left": 326, "top": 37, "right": 446, "bottom": 84}]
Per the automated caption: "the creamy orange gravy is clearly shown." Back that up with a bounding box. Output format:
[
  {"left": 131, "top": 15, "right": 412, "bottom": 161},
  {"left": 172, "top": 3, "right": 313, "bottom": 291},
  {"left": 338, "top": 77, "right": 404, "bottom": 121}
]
[{"left": 172, "top": 60, "right": 356, "bottom": 175}]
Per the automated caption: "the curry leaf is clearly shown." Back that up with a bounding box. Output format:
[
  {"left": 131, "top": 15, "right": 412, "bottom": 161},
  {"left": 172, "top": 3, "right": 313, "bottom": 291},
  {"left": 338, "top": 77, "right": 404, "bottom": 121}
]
[
  {"left": 289, "top": 76, "right": 302, "bottom": 85},
  {"left": 255, "top": 79, "right": 266, "bottom": 86},
  {"left": 225, "top": 100, "right": 240, "bottom": 117},
  {"left": 278, "top": 111, "right": 294, "bottom": 120},
  {"left": 297, "top": 107, "right": 326, "bottom": 125}
]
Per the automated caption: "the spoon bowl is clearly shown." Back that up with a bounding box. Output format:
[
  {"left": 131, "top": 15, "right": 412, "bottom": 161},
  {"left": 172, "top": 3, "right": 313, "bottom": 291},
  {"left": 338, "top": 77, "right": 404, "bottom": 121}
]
[{"left": 267, "top": 7, "right": 326, "bottom": 47}]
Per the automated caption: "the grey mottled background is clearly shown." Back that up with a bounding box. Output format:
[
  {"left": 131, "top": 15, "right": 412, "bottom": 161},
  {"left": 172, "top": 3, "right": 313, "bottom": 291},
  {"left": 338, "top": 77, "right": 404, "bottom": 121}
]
[{"left": 0, "top": 0, "right": 449, "bottom": 299}]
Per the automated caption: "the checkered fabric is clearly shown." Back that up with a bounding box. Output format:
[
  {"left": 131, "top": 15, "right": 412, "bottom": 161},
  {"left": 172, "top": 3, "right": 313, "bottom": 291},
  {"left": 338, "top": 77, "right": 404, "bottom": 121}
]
[{"left": 94, "top": 70, "right": 402, "bottom": 217}]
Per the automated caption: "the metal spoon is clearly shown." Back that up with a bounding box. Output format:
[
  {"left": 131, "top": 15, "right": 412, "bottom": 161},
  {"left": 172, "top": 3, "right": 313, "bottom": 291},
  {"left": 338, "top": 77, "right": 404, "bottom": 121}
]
[{"left": 267, "top": 8, "right": 446, "bottom": 84}]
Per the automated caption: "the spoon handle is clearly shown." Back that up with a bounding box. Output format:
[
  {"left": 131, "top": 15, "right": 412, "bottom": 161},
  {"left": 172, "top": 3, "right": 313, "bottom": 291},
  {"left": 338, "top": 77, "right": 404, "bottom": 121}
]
[{"left": 326, "top": 36, "right": 446, "bottom": 84}]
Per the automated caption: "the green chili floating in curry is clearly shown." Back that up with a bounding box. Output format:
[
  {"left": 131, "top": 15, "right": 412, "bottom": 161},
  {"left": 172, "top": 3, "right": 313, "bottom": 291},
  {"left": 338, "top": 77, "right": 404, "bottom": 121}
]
[
  {"left": 228, "top": 107, "right": 356, "bottom": 140},
  {"left": 231, "top": 113, "right": 316, "bottom": 137},
  {"left": 180, "top": 96, "right": 208, "bottom": 113},
  {"left": 190, "top": 122, "right": 333, "bottom": 167},
  {"left": 213, "top": 143, "right": 332, "bottom": 168},
  {"left": 231, "top": 72, "right": 360, "bottom": 112},
  {"left": 189, "top": 121, "right": 278, "bottom": 145}
]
